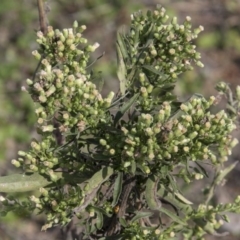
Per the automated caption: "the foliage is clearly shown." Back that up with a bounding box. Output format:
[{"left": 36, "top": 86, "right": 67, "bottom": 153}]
[{"left": 1, "top": 4, "right": 240, "bottom": 240}]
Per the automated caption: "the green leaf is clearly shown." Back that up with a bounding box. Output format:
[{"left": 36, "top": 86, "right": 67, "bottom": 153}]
[
  {"left": 113, "top": 93, "right": 139, "bottom": 126},
  {"left": 91, "top": 206, "right": 112, "bottom": 218},
  {"left": 142, "top": 65, "right": 166, "bottom": 78},
  {"left": 157, "top": 184, "right": 191, "bottom": 215},
  {"left": 130, "top": 161, "right": 136, "bottom": 175},
  {"left": 0, "top": 172, "right": 61, "bottom": 193},
  {"left": 131, "top": 211, "right": 154, "bottom": 223},
  {"left": 116, "top": 30, "right": 129, "bottom": 95},
  {"left": 112, "top": 172, "right": 123, "bottom": 207},
  {"left": 92, "top": 153, "right": 112, "bottom": 160},
  {"left": 214, "top": 161, "right": 238, "bottom": 185},
  {"left": 145, "top": 175, "right": 159, "bottom": 210},
  {"left": 159, "top": 207, "right": 187, "bottom": 226},
  {"left": 90, "top": 71, "right": 104, "bottom": 92},
  {"left": 151, "top": 85, "right": 175, "bottom": 99},
  {"left": 205, "top": 161, "right": 238, "bottom": 205},
  {"left": 194, "top": 161, "right": 209, "bottom": 178},
  {"left": 86, "top": 167, "right": 114, "bottom": 194},
  {"left": 117, "top": 30, "right": 129, "bottom": 60},
  {"left": 167, "top": 175, "right": 193, "bottom": 205},
  {"left": 174, "top": 192, "right": 193, "bottom": 205},
  {"left": 193, "top": 218, "right": 229, "bottom": 236},
  {"left": 119, "top": 217, "right": 127, "bottom": 227},
  {"left": 96, "top": 210, "right": 104, "bottom": 230}
]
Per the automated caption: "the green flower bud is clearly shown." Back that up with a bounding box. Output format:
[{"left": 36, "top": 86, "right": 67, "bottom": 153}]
[
  {"left": 183, "top": 175, "right": 191, "bottom": 183},
  {"left": 148, "top": 152, "right": 155, "bottom": 160},
  {"left": 42, "top": 125, "right": 54, "bottom": 132},
  {"left": 236, "top": 86, "right": 240, "bottom": 101},
  {"left": 11, "top": 159, "right": 21, "bottom": 168},
  {"left": 156, "top": 109, "right": 165, "bottom": 123},
  {"left": 30, "top": 164, "right": 38, "bottom": 171},
  {"left": 126, "top": 151, "right": 133, "bottom": 157},
  {"left": 215, "top": 82, "right": 228, "bottom": 93},
  {"left": 139, "top": 72, "right": 146, "bottom": 85},
  {"left": 73, "top": 20, "right": 78, "bottom": 29},
  {"left": 86, "top": 42, "right": 100, "bottom": 52},
  {"left": 169, "top": 48, "right": 175, "bottom": 55},
  {"left": 142, "top": 165, "right": 150, "bottom": 174},
  {"left": 163, "top": 151, "right": 171, "bottom": 159},
  {"left": 189, "top": 131, "right": 198, "bottom": 140},
  {"left": 43, "top": 161, "right": 54, "bottom": 168},
  {"left": 18, "top": 151, "right": 26, "bottom": 157},
  {"left": 39, "top": 95, "right": 47, "bottom": 103},
  {"left": 194, "top": 25, "right": 204, "bottom": 35},
  {"left": 46, "top": 85, "right": 56, "bottom": 97},
  {"left": 109, "top": 149, "right": 115, "bottom": 156},
  {"left": 204, "top": 122, "right": 211, "bottom": 129},
  {"left": 48, "top": 171, "right": 58, "bottom": 182},
  {"left": 32, "top": 50, "right": 41, "bottom": 60},
  {"left": 195, "top": 173, "right": 203, "bottom": 180},
  {"left": 230, "top": 138, "right": 239, "bottom": 148},
  {"left": 30, "top": 195, "right": 40, "bottom": 204},
  {"left": 145, "top": 127, "right": 154, "bottom": 136},
  {"left": 140, "top": 87, "right": 148, "bottom": 98},
  {"left": 183, "top": 146, "right": 189, "bottom": 152},
  {"left": 123, "top": 161, "right": 131, "bottom": 168},
  {"left": 52, "top": 157, "right": 59, "bottom": 165},
  {"left": 180, "top": 104, "right": 189, "bottom": 112},
  {"left": 26, "top": 78, "right": 33, "bottom": 85},
  {"left": 147, "top": 84, "right": 153, "bottom": 93},
  {"left": 31, "top": 141, "right": 41, "bottom": 151}
]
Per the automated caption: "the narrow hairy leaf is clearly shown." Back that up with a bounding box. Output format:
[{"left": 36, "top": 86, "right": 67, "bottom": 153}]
[
  {"left": 159, "top": 207, "right": 187, "bottom": 226},
  {"left": 174, "top": 192, "right": 193, "bottom": 205},
  {"left": 214, "top": 161, "right": 238, "bottom": 185},
  {"left": 90, "top": 71, "right": 104, "bottom": 92},
  {"left": 113, "top": 93, "right": 139, "bottom": 126},
  {"left": 96, "top": 211, "right": 104, "bottom": 230},
  {"left": 0, "top": 172, "right": 62, "bottom": 193},
  {"left": 86, "top": 167, "right": 114, "bottom": 194},
  {"left": 158, "top": 184, "right": 191, "bottom": 214},
  {"left": 116, "top": 44, "right": 127, "bottom": 95},
  {"left": 131, "top": 211, "right": 154, "bottom": 223},
  {"left": 112, "top": 172, "right": 123, "bottom": 207},
  {"left": 91, "top": 206, "right": 112, "bottom": 218},
  {"left": 130, "top": 161, "right": 136, "bottom": 175},
  {"left": 116, "top": 31, "right": 129, "bottom": 95},
  {"left": 145, "top": 175, "right": 159, "bottom": 210},
  {"left": 205, "top": 161, "right": 238, "bottom": 204},
  {"left": 143, "top": 65, "right": 166, "bottom": 77},
  {"left": 195, "top": 161, "right": 209, "bottom": 178},
  {"left": 119, "top": 217, "right": 127, "bottom": 227},
  {"left": 117, "top": 30, "right": 129, "bottom": 60},
  {"left": 167, "top": 175, "right": 193, "bottom": 205}
]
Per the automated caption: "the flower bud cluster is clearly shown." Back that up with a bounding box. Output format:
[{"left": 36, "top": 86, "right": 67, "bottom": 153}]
[
  {"left": 215, "top": 81, "right": 240, "bottom": 123},
  {"left": 123, "top": 4, "right": 204, "bottom": 111},
  {"left": 99, "top": 96, "right": 236, "bottom": 174},
  {"left": 12, "top": 136, "right": 63, "bottom": 177},
  {"left": 26, "top": 22, "right": 115, "bottom": 133},
  {"left": 34, "top": 22, "right": 91, "bottom": 74},
  {"left": 130, "top": 5, "right": 204, "bottom": 72},
  {"left": 184, "top": 201, "right": 240, "bottom": 238},
  {"left": 0, "top": 195, "right": 35, "bottom": 218},
  {"left": 30, "top": 185, "right": 83, "bottom": 230}
]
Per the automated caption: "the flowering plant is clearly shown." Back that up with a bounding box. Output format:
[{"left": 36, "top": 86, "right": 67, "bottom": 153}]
[{"left": 1, "top": 4, "right": 240, "bottom": 240}]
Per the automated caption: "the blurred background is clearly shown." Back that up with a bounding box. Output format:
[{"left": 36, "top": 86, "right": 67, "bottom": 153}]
[{"left": 0, "top": 0, "right": 240, "bottom": 239}]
